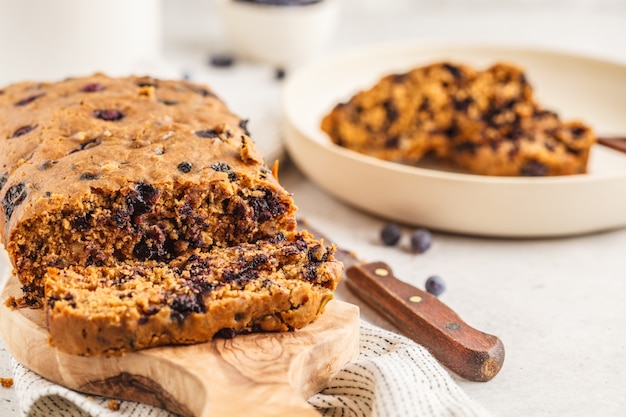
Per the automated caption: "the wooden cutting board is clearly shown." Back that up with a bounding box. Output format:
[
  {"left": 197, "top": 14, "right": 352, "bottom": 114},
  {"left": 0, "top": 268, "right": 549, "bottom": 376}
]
[{"left": 0, "top": 276, "right": 360, "bottom": 417}]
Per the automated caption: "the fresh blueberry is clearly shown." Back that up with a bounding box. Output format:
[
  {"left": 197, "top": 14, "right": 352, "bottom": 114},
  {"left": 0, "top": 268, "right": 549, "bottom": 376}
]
[
  {"left": 209, "top": 53, "right": 235, "bottom": 68},
  {"left": 425, "top": 275, "right": 445, "bottom": 296},
  {"left": 380, "top": 222, "right": 401, "bottom": 246},
  {"left": 275, "top": 67, "right": 286, "bottom": 80},
  {"left": 410, "top": 228, "right": 432, "bottom": 254}
]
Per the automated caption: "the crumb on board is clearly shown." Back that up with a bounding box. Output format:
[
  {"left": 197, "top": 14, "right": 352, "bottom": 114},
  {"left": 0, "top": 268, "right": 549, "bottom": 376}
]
[
  {"left": 108, "top": 400, "right": 121, "bottom": 411},
  {"left": 1, "top": 377, "right": 14, "bottom": 388},
  {"left": 4, "top": 295, "right": 41, "bottom": 309},
  {"left": 4, "top": 296, "right": 18, "bottom": 309}
]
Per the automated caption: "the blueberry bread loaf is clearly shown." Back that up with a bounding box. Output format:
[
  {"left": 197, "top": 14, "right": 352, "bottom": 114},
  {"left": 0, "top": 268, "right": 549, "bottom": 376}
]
[
  {"left": 0, "top": 74, "right": 341, "bottom": 354},
  {"left": 321, "top": 62, "right": 595, "bottom": 176}
]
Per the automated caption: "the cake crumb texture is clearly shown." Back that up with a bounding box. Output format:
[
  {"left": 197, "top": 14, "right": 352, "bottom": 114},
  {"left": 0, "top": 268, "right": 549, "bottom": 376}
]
[
  {"left": 45, "top": 231, "right": 340, "bottom": 355},
  {"left": 107, "top": 400, "right": 121, "bottom": 411}
]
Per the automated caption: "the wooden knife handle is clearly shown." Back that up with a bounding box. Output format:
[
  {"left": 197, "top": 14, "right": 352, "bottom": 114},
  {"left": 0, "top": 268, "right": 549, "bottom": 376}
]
[{"left": 346, "top": 261, "right": 504, "bottom": 382}]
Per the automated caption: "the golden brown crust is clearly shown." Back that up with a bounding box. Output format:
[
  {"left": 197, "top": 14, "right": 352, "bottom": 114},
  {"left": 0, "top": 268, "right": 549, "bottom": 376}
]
[{"left": 321, "top": 62, "right": 595, "bottom": 176}]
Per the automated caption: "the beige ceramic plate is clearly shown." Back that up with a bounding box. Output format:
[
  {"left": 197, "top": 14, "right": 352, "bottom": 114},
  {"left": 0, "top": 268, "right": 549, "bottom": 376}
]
[{"left": 282, "top": 43, "right": 626, "bottom": 238}]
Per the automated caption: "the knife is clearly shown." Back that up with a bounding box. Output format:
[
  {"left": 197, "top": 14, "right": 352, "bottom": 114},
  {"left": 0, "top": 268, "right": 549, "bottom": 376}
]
[
  {"left": 300, "top": 219, "right": 505, "bottom": 382},
  {"left": 597, "top": 136, "right": 626, "bottom": 154}
]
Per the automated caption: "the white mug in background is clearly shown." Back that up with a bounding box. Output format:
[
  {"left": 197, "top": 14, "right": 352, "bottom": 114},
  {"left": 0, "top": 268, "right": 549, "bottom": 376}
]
[
  {"left": 0, "top": 0, "right": 162, "bottom": 86},
  {"left": 217, "top": 0, "right": 341, "bottom": 69}
]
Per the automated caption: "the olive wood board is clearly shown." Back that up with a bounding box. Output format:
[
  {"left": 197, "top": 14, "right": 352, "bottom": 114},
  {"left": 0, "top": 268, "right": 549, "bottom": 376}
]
[{"left": 0, "top": 276, "right": 360, "bottom": 417}]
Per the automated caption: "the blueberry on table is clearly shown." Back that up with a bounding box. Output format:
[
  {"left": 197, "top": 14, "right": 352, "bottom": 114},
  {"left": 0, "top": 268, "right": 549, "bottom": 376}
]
[
  {"left": 209, "top": 53, "right": 235, "bottom": 68},
  {"left": 410, "top": 228, "right": 432, "bottom": 254},
  {"left": 275, "top": 68, "right": 286, "bottom": 80},
  {"left": 425, "top": 275, "right": 445, "bottom": 296},
  {"left": 380, "top": 222, "right": 401, "bottom": 246}
]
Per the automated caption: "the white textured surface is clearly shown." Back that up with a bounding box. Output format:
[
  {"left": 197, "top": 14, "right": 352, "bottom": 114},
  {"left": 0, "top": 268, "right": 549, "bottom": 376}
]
[
  {"left": 279, "top": 162, "right": 626, "bottom": 417},
  {"left": 1, "top": 0, "right": 626, "bottom": 416}
]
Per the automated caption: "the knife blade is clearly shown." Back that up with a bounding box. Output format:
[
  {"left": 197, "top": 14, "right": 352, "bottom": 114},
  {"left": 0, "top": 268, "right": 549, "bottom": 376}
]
[
  {"left": 597, "top": 136, "right": 626, "bottom": 154},
  {"left": 300, "top": 219, "right": 505, "bottom": 382}
]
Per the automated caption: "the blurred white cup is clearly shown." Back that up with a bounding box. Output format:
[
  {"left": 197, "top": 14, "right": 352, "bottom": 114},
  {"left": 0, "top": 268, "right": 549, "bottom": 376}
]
[
  {"left": 0, "top": 0, "right": 162, "bottom": 86},
  {"left": 217, "top": 0, "right": 341, "bottom": 69}
]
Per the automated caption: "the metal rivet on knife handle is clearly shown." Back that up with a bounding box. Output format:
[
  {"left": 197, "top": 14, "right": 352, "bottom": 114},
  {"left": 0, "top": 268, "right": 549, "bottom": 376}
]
[
  {"left": 408, "top": 295, "right": 423, "bottom": 303},
  {"left": 345, "top": 261, "right": 505, "bottom": 382},
  {"left": 374, "top": 268, "right": 389, "bottom": 277}
]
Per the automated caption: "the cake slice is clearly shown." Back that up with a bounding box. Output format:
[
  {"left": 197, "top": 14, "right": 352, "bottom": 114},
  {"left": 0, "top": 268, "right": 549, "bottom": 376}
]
[
  {"left": 321, "top": 61, "right": 595, "bottom": 176},
  {"left": 448, "top": 63, "right": 595, "bottom": 176},
  {"left": 44, "top": 231, "right": 340, "bottom": 356},
  {"left": 321, "top": 62, "right": 479, "bottom": 163}
]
